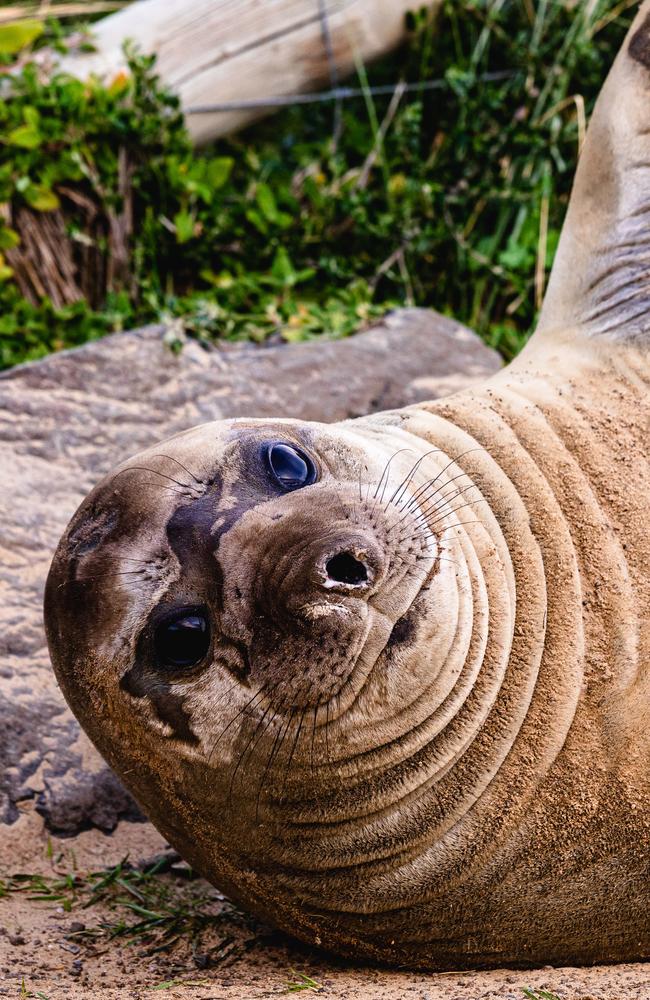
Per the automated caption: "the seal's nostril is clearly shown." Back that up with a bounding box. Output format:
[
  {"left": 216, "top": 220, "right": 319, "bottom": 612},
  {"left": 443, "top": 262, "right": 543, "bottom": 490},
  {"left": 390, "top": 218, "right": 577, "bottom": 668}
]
[{"left": 326, "top": 552, "right": 368, "bottom": 586}]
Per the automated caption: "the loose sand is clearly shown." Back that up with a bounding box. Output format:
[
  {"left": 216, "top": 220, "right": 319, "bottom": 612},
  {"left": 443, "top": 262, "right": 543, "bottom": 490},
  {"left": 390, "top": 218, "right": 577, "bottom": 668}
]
[{"left": 1, "top": 805, "right": 648, "bottom": 1000}]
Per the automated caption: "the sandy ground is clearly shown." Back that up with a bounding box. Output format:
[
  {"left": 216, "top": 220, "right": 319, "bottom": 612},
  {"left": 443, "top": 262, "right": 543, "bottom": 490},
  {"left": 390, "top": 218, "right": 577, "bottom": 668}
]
[{"left": 1, "top": 805, "right": 649, "bottom": 1000}]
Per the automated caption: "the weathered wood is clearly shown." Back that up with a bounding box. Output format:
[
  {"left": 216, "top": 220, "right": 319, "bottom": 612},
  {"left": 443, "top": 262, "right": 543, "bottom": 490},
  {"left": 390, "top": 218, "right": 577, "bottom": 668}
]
[
  {"left": 0, "top": 3, "right": 127, "bottom": 23},
  {"left": 58, "top": 0, "right": 432, "bottom": 145}
]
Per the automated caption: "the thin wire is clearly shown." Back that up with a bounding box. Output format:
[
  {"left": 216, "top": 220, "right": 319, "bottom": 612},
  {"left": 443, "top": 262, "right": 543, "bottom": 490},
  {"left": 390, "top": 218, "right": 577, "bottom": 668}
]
[{"left": 185, "top": 72, "right": 514, "bottom": 115}]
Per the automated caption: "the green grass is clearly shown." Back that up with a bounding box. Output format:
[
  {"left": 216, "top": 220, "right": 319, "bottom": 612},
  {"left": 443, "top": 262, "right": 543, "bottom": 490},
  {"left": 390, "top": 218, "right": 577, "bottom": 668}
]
[
  {"left": 286, "top": 969, "right": 323, "bottom": 993},
  {"left": 3, "top": 858, "right": 320, "bottom": 989},
  {"left": 0, "top": 0, "right": 637, "bottom": 369},
  {"left": 0, "top": 855, "right": 252, "bottom": 958}
]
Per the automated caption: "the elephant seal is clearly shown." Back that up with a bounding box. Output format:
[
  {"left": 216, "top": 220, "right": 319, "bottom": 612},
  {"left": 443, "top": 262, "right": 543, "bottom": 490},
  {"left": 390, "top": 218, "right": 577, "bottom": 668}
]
[{"left": 45, "top": 7, "right": 650, "bottom": 971}]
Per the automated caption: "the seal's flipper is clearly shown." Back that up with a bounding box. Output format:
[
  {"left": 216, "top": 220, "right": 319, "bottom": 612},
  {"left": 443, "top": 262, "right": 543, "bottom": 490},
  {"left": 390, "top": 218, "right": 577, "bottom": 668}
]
[{"left": 536, "top": 0, "right": 650, "bottom": 345}]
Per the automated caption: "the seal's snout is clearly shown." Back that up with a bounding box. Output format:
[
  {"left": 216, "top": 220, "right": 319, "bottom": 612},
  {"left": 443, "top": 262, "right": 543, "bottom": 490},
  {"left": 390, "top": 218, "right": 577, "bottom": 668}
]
[
  {"left": 315, "top": 542, "right": 379, "bottom": 594},
  {"left": 288, "top": 525, "right": 380, "bottom": 601}
]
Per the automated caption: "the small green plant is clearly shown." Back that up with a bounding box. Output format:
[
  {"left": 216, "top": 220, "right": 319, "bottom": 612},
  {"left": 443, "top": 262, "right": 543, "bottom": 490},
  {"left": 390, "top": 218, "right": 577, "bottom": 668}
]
[
  {"left": 286, "top": 969, "right": 323, "bottom": 993},
  {"left": 522, "top": 988, "right": 563, "bottom": 1000},
  {"left": 0, "top": 1, "right": 637, "bottom": 369},
  {"left": 17, "top": 985, "right": 49, "bottom": 1000},
  {"left": 0, "top": 856, "right": 250, "bottom": 957}
]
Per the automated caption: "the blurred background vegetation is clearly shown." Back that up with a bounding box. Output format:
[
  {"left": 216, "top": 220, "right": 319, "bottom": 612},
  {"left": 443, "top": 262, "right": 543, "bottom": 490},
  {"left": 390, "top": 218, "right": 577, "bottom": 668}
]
[{"left": 0, "top": 0, "right": 637, "bottom": 370}]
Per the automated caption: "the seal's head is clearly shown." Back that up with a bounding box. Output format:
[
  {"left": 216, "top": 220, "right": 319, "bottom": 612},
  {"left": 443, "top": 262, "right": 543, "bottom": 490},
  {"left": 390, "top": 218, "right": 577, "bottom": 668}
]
[{"left": 45, "top": 416, "right": 467, "bottom": 926}]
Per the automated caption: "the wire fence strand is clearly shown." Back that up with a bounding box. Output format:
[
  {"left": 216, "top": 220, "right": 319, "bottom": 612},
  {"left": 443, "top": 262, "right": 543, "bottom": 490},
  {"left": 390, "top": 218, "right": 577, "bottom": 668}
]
[{"left": 185, "top": 71, "right": 514, "bottom": 115}]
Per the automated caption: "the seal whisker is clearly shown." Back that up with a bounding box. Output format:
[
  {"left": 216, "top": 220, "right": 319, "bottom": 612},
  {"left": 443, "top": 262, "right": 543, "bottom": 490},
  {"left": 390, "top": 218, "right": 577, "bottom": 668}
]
[
  {"left": 309, "top": 699, "right": 321, "bottom": 778},
  {"left": 280, "top": 705, "right": 309, "bottom": 801},
  {"left": 394, "top": 472, "right": 472, "bottom": 527},
  {"left": 228, "top": 697, "right": 276, "bottom": 805},
  {"left": 420, "top": 497, "right": 487, "bottom": 528},
  {"left": 277, "top": 708, "right": 297, "bottom": 768},
  {"left": 206, "top": 685, "right": 266, "bottom": 768},
  {"left": 411, "top": 483, "right": 480, "bottom": 526},
  {"left": 388, "top": 448, "right": 443, "bottom": 508},
  {"left": 255, "top": 705, "right": 289, "bottom": 821},
  {"left": 441, "top": 519, "right": 486, "bottom": 534},
  {"left": 405, "top": 469, "right": 477, "bottom": 515},
  {"left": 148, "top": 453, "right": 206, "bottom": 487},
  {"left": 258, "top": 705, "right": 296, "bottom": 806},
  {"left": 324, "top": 700, "right": 332, "bottom": 768},
  {"left": 390, "top": 480, "right": 463, "bottom": 529},
  {"left": 392, "top": 483, "right": 473, "bottom": 538},
  {"left": 238, "top": 679, "right": 298, "bottom": 819},
  {"left": 397, "top": 448, "right": 484, "bottom": 518},
  {"left": 416, "top": 554, "right": 459, "bottom": 566},
  {"left": 357, "top": 462, "right": 367, "bottom": 503},
  {"left": 110, "top": 465, "right": 201, "bottom": 494},
  {"left": 372, "top": 448, "right": 413, "bottom": 505},
  {"left": 405, "top": 484, "right": 480, "bottom": 527},
  {"left": 139, "top": 482, "right": 196, "bottom": 498},
  {"left": 331, "top": 484, "right": 351, "bottom": 522},
  {"left": 378, "top": 448, "right": 416, "bottom": 507},
  {"left": 396, "top": 456, "right": 462, "bottom": 515}
]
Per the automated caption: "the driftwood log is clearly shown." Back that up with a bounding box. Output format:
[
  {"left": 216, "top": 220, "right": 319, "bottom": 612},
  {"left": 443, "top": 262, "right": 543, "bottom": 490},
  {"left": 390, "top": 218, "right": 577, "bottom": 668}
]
[{"left": 58, "top": 0, "right": 430, "bottom": 145}]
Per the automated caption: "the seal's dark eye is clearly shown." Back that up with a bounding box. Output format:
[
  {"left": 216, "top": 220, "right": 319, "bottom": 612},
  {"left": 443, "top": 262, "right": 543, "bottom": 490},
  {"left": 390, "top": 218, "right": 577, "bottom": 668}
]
[
  {"left": 266, "top": 442, "right": 318, "bottom": 491},
  {"left": 154, "top": 611, "right": 210, "bottom": 669}
]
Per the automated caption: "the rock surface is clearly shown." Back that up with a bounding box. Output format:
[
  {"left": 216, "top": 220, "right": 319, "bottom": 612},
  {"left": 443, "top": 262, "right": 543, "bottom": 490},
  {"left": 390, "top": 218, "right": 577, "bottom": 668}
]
[{"left": 0, "top": 308, "right": 500, "bottom": 834}]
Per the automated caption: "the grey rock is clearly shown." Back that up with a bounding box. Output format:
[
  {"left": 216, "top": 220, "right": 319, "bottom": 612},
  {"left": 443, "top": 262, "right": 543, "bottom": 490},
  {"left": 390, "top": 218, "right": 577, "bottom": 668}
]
[{"left": 0, "top": 309, "right": 500, "bottom": 834}]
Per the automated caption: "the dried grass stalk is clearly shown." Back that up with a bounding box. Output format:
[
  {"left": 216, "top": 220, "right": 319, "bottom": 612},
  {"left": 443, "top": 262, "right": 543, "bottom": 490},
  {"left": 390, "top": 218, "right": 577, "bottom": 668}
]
[{"left": 2, "top": 147, "right": 135, "bottom": 309}]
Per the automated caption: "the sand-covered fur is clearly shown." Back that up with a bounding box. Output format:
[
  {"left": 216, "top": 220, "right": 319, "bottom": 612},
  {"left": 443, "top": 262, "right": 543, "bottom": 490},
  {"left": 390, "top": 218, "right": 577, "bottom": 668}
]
[{"left": 44, "top": 5, "right": 650, "bottom": 971}]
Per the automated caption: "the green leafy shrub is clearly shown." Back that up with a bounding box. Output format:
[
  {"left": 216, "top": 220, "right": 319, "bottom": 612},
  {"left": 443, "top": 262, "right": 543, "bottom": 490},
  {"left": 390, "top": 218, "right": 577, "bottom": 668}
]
[{"left": 0, "top": 1, "right": 636, "bottom": 369}]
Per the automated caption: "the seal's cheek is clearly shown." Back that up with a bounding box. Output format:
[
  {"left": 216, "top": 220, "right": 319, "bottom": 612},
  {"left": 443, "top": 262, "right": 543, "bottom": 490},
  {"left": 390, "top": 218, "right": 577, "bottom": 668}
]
[{"left": 120, "top": 665, "right": 201, "bottom": 746}]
